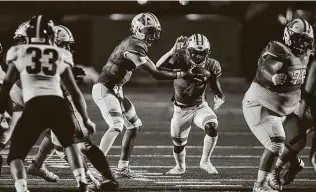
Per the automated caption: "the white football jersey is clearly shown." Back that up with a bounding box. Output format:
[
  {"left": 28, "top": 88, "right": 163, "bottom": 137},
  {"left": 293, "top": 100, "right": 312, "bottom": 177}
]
[
  {"left": 6, "top": 44, "right": 74, "bottom": 103},
  {"left": 0, "top": 65, "right": 6, "bottom": 84}
]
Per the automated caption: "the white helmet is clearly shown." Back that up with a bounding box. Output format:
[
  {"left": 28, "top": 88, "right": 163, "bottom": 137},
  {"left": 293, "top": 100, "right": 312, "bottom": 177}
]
[
  {"left": 283, "top": 18, "right": 314, "bottom": 56},
  {"left": 130, "top": 12, "right": 161, "bottom": 46},
  {"left": 186, "top": 33, "right": 211, "bottom": 67},
  {"left": 13, "top": 21, "right": 30, "bottom": 44},
  {"left": 53, "top": 25, "right": 75, "bottom": 51}
]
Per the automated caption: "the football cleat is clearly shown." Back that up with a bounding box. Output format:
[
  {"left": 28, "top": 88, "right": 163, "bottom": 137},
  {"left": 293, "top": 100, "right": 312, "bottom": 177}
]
[
  {"left": 88, "top": 167, "right": 104, "bottom": 182},
  {"left": 200, "top": 161, "right": 218, "bottom": 174},
  {"left": 114, "top": 167, "right": 141, "bottom": 179},
  {"left": 27, "top": 161, "right": 59, "bottom": 182},
  {"left": 283, "top": 158, "right": 305, "bottom": 185},
  {"left": 99, "top": 179, "right": 119, "bottom": 191},
  {"left": 268, "top": 169, "right": 282, "bottom": 191},
  {"left": 165, "top": 166, "right": 186, "bottom": 175},
  {"left": 253, "top": 182, "right": 279, "bottom": 192}
]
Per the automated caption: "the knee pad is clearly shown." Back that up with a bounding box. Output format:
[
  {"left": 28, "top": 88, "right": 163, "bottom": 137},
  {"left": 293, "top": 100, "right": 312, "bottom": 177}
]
[
  {"left": 204, "top": 122, "right": 218, "bottom": 137},
  {"left": 109, "top": 116, "right": 124, "bottom": 132},
  {"left": 172, "top": 136, "right": 188, "bottom": 147}
]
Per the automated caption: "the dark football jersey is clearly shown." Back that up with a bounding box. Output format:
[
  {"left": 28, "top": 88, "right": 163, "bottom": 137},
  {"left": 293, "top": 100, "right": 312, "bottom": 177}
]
[
  {"left": 96, "top": 36, "right": 148, "bottom": 88},
  {"left": 254, "top": 41, "right": 309, "bottom": 93},
  {"left": 244, "top": 41, "right": 310, "bottom": 116},
  {"left": 170, "top": 48, "right": 222, "bottom": 106}
]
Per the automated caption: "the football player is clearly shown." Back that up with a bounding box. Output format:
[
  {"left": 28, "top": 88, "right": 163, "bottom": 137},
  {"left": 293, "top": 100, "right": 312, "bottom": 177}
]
[
  {"left": 156, "top": 34, "right": 225, "bottom": 175},
  {"left": 242, "top": 18, "right": 314, "bottom": 192},
  {"left": 0, "top": 15, "right": 95, "bottom": 192},
  {"left": 269, "top": 58, "right": 316, "bottom": 188},
  {"left": 92, "top": 12, "right": 202, "bottom": 178},
  {"left": 27, "top": 24, "right": 118, "bottom": 191}
]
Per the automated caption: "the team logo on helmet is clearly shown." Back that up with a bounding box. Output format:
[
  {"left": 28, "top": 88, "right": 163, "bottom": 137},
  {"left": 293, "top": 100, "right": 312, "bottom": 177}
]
[
  {"left": 130, "top": 12, "right": 161, "bottom": 46},
  {"left": 283, "top": 18, "right": 314, "bottom": 56},
  {"left": 186, "top": 34, "right": 211, "bottom": 67},
  {"left": 13, "top": 21, "right": 30, "bottom": 45},
  {"left": 53, "top": 25, "right": 75, "bottom": 51}
]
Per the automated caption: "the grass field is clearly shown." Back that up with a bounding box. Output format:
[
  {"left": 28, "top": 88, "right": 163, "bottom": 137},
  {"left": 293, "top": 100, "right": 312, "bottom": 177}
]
[{"left": 0, "top": 85, "right": 315, "bottom": 192}]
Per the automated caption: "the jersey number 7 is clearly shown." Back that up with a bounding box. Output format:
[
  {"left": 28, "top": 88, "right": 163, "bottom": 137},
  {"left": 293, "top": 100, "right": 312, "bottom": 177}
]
[{"left": 26, "top": 47, "right": 58, "bottom": 76}]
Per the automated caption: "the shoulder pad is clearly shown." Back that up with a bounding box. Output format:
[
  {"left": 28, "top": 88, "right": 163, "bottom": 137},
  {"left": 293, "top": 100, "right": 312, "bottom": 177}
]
[
  {"left": 264, "top": 41, "right": 292, "bottom": 60},
  {"left": 6, "top": 45, "right": 20, "bottom": 64},
  {"left": 126, "top": 37, "right": 148, "bottom": 57},
  {"left": 59, "top": 48, "right": 74, "bottom": 67},
  {"left": 206, "top": 58, "right": 222, "bottom": 78}
]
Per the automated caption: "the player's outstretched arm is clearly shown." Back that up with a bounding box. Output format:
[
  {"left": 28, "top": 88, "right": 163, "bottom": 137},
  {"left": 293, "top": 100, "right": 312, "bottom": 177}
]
[
  {"left": 0, "top": 64, "right": 18, "bottom": 114},
  {"left": 261, "top": 55, "right": 286, "bottom": 85},
  {"left": 61, "top": 67, "right": 95, "bottom": 133},
  {"left": 139, "top": 57, "right": 201, "bottom": 81}
]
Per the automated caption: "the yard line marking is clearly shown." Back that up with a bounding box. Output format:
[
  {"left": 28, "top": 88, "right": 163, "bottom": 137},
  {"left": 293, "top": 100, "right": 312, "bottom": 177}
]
[
  {"left": 156, "top": 181, "right": 221, "bottom": 184},
  {"left": 1, "top": 145, "right": 312, "bottom": 150},
  {"left": 175, "top": 184, "right": 244, "bottom": 187},
  {"left": 144, "top": 175, "right": 182, "bottom": 178}
]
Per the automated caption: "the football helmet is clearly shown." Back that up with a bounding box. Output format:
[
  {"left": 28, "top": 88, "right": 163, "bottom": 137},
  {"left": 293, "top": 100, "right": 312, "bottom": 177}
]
[
  {"left": 186, "top": 34, "right": 211, "bottom": 67},
  {"left": 26, "top": 15, "right": 55, "bottom": 45},
  {"left": 13, "top": 21, "right": 30, "bottom": 45},
  {"left": 130, "top": 12, "right": 161, "bottom": 46},
  {"left": 283, "top": 18, "right": 314, "bottom": 56},
  {"left": 53, "top": 25, "right": 75, "bottom": 52}
]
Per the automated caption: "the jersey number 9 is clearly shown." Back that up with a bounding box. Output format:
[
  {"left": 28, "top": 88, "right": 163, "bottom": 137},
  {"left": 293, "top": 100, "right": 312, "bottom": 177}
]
[{"left": 26, "top": 47, "right": 58, "bottom": 76}]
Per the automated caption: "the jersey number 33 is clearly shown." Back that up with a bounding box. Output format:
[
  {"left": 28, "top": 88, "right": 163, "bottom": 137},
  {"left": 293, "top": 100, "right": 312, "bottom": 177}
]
[{"left": 26, "top": 47, "right": 58, "bottom": 76}]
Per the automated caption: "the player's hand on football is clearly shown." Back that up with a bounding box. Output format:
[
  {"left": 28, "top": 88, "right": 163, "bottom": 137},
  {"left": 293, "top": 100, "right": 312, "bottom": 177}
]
[
  {"left": 272, "top": 73, "right": 287, "bottom": 85},
  {"left": 213, "top": 95, "right": 225, "bottom": 110},
  {"left": 170, "top": 36, "right": 187, "bottom": 54},
  {"left": 182, "top": 68, "right": 203, "bottom": 82},
  {"left": 84, "top": 119, "right": 96, "bottom": 135}
]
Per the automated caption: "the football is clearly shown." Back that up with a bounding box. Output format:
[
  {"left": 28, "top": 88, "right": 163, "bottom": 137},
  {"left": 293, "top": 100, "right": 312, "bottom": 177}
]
[{"left": 191, "top": 67, "right": 211, "bottom": 82}]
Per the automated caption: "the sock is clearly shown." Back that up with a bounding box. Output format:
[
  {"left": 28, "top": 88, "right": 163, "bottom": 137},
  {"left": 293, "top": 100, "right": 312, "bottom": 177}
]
[
  {"left": 99, "top": 129, "right": 120, "bottom": 156},
  {"left": 73, "top": 168, "right": 87, "bottom": 186},
  {"left": 85, "top": 145, "right": 114, "bottom": 180},
  {"left": 257, "top": 170, "right": 270, "bottom": 185},
  {"left": 33, "top": 136, "right": 54, "bottom": 167},
  {"left": 275, "top": 158, "right": 285, "bottom": 169},
  {"left": 200, "top": 135, "right": 218, "bottom": 163},
  {"left": 14, "top": 179, "right": 27, "bottom": 192},
  {"left": 118, "top": 160, "right": 129, "bottom": 169},
  {"left": 174, "top": 148, "right": 186, "bottom": 169}
]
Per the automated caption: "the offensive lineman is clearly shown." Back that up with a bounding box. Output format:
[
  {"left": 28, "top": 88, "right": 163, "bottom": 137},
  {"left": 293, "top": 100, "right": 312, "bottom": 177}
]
[
  {"left": 156, "top": 34, "right": 225, "bottom": 175},
  {"left": 0, "top": 15, "right": 94, "bottom": 192},
  {"left": 242, "top": 18, "right": 314, "bottom": 192},
  {"left": 92, "top": 12, "right": 202, "bottom": 178}
]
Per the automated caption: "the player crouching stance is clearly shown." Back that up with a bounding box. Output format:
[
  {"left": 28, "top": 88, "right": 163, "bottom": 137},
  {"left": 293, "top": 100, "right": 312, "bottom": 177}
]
[
  {"left": 157, "top": 34, "right": 225, "bottom": 175},
  {"left": 92, "top": 12, "right": 202, "bottom": 178},
  {"left": 242, "top": 18, "right": 313, "bottom": 192},
  {"left": 0, "top": 15, "right": 95, "bottom": 192}
]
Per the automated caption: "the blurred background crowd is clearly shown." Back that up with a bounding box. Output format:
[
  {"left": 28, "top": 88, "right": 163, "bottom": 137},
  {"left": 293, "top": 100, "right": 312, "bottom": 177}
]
[{"left": 0, "top": 1, "right": 315, "bottom": 85}]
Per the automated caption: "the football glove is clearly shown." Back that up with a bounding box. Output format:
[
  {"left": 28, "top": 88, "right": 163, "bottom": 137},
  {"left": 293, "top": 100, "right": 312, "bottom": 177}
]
[
  {"left": 72, "top": 66, "right": 86, "bottom": 84},
  {"left": 213, "top": 95, "right": 225, "bottom": 110},
  {"left": 171, "top": 36, "right": 187, "bottom": 54},
  {"left": 84, "top": 119, "right": 96, "bottom": 135},
  {"left": 272, "top": 73, "right": 287, "bottom": 85}
]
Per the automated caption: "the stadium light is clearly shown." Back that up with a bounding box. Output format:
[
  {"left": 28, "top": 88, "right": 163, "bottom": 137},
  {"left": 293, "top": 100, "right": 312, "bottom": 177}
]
[
  {"left": 137, "top": 0, "right": 148, "bottom": 5},
  {"left": 179, "top": 0, "right": 189, "bottom": 6}
]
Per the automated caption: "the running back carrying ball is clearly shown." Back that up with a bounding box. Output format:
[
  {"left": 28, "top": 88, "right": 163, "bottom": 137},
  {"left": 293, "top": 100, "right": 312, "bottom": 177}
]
[{"left": 191, "top": 67, "right": 211, "bottom": 82}]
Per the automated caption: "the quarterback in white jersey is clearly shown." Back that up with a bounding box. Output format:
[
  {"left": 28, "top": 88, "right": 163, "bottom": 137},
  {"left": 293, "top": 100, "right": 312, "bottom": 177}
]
[{"left": 0, "top": 15, "right": 94, "bottom": 192}]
